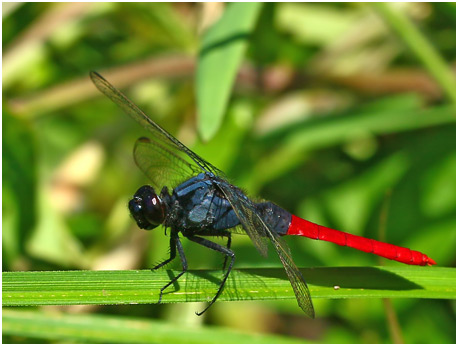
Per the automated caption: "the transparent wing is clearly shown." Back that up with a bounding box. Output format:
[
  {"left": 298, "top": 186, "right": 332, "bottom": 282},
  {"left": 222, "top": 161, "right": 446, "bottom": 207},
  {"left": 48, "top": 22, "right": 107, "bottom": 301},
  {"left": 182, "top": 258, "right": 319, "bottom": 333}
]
[
  {"left": 216, "top": 181, "right": 269, "bottom": 257},
  {"left": 216, "top": 179, "right": 315, "bottom": 318},
  {"left": 90, "top": 71, "right": 225, "bottom": 178},
  {"left": 133, "top": 137, "right": 201, "bottom": 192},
  {"left": 91, "top": 71, "right": 314, "bottom": 316}
]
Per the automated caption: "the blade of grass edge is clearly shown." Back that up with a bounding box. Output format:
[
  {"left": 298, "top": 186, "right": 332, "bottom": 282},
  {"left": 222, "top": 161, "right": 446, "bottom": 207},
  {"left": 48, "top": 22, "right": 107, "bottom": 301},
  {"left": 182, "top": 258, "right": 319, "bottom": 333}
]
[{"left": 2, "top": 309, "right": 305, "bottom": 343}]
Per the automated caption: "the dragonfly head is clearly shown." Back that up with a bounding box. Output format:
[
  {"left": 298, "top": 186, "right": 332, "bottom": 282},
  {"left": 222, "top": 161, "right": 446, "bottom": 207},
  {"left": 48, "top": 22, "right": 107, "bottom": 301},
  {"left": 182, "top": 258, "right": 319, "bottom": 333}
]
[{"left": 129, "top": 185, "right": 166, "bottom": 230}]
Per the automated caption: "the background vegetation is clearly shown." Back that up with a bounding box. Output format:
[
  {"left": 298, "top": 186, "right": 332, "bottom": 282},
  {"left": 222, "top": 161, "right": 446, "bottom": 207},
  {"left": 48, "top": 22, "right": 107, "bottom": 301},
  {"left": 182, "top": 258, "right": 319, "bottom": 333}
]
[{"left": 3, "top": 2, "right": 455, "bottom": 343}]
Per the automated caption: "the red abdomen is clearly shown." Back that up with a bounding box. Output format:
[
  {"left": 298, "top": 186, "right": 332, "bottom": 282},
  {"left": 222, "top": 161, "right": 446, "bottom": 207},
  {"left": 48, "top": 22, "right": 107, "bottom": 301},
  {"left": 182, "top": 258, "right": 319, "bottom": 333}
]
[{"left": 287, "top": 215, "right": 435, "bottom": 266}]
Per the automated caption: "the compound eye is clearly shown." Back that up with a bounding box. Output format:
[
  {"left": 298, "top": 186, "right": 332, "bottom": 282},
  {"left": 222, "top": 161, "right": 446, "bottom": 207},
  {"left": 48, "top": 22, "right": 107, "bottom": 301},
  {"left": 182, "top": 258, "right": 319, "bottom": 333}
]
[
  {"left": 128, "top": 185, "right": 165, "bottom": 230},
  {"left": 143, "top": 193, "right": 165, "bottom": 226}
]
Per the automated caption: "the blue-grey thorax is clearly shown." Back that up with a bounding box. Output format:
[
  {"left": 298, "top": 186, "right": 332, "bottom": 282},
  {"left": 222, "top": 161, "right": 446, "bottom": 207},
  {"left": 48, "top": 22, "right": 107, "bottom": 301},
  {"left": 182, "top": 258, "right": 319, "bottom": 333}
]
[
  {"left": 171, "top": 173, "right": 239, "bottom": 232},
  {"left": 170, "top": 173, "right": 291, "bottom": 235}
]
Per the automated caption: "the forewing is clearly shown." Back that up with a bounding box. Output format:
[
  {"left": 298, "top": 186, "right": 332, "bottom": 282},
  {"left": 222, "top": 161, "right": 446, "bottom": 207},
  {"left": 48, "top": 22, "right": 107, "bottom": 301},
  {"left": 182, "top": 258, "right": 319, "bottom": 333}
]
[
  {"left": 216, "top": 180, "right": 315, "bottom": 317},
  {"left": 216, "top": 181, "right": 269, "bottom": 257},
  {"left": 90, "top": 71, "right": 224, "bottom": 178},
  {"left": 133, "top": 137, "right": 201, "bottom": 191}
]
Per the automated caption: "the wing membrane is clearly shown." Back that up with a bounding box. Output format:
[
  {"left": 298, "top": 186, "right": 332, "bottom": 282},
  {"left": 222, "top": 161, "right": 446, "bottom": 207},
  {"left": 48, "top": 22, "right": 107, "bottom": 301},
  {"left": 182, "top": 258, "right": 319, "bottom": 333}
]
[
  {"left": 216, "top": 179, "right": 315, "bottom": 318},
  {"left": 133, "top": 137, "right": 201, "bottom": 191},
  {"left": 269, "top": 233, "right": 315, "bottom": 318},
  {"left": 90, "top": 71, "right": 224, "bottom": 178},
  {"left": 216, "top": 181, "right": 269, "bottom": 257}
]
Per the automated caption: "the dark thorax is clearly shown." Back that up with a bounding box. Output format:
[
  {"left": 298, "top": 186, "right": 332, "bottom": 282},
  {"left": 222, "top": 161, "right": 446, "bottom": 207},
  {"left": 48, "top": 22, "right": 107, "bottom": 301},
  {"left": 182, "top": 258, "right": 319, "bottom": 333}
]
[{"left": 167, "top": 173, "right": 240, "bottom": 235}]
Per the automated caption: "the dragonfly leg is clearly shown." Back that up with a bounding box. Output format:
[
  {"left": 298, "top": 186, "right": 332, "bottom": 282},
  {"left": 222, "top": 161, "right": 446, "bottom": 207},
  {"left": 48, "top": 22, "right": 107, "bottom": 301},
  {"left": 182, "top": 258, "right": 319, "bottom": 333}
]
[
  {"left": 222, "top": 233, "right": 232, "bottom": 271},
  {"left": 193, "top": 229, "right": 232, "bottom": 271},
  {"left": 156, "top": 234, "right": 188, "bottom": 304},
  {"left": 152, "top": 233, "right": 178, "bottom": 270},
  {"left": 186, "top": 235, "right": 235, "bottom": 316}
]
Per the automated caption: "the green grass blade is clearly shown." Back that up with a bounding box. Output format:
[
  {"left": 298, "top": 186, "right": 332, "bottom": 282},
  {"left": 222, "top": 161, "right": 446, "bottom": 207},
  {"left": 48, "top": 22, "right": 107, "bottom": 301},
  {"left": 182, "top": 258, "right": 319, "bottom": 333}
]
[
  {"left": 197, "top": 3, "right": 262, "bottom": 140},
  {"left": 245, "top": 102, "right": 455, "bottom": 191},
  {"left": 372, "top": 3, "right": 456, "bottom": 102},
  {"left": 3, "top": 267, "right": 454, "bottom": 307},
  {"left": 2, "top": 309, "right": 304, "bottom": 343}
]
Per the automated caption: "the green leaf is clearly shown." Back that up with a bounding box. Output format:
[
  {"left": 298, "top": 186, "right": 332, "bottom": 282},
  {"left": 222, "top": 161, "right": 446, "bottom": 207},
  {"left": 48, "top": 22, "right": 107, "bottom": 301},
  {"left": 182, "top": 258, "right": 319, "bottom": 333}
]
[
  {"left": 245, "top": 102, "right": 455, "bottom": 192},
  {"left": 197, "top": 3, "right": 262, "bottom": 141},
  {"left": 2, "top": 309, "right": 304, "bottom": 343},
  {"left": 3, "top": 267, "right": 454, "bottom": 307}
]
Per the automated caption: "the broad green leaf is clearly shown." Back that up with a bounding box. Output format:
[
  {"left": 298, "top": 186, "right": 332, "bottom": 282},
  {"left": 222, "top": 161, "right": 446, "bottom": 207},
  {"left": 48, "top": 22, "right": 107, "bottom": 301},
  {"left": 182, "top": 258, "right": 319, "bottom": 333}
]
[
  {"left": 197, "top": 3, "right": 262, "bottom": 140},
  {"left": 3, "top": 267, "right": 454, "bottom": 307}
]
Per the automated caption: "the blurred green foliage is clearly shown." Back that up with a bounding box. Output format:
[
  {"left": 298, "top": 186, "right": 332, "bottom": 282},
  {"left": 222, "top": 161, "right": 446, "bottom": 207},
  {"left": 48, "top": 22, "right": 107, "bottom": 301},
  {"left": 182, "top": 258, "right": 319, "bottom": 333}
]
[{"left": 2, "top": 2, "right": 455, "bottom": 343}]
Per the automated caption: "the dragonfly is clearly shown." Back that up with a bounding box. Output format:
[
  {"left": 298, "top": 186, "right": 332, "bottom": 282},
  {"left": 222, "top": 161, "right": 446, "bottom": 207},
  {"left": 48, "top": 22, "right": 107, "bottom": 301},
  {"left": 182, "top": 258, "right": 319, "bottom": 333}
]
[{"left": 90, "top": 71, "right": 436, "bottom": 317}]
